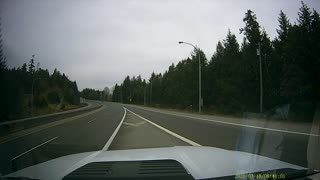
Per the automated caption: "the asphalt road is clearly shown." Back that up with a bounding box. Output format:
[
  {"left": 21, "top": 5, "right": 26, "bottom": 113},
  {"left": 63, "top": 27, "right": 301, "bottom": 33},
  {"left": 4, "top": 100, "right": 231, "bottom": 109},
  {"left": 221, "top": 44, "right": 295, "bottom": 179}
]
[
  {"left": 0, "top": 101, "right": 319, "bottom": 175},
  {"left": 0, "top": 101, "right": 124, "bottom": 175},
  {"left": 109, "top": 109, "right": 189, "bottom": 150},
  {"left": 123, "top": 105, "right": 320, "bottom": 170}
]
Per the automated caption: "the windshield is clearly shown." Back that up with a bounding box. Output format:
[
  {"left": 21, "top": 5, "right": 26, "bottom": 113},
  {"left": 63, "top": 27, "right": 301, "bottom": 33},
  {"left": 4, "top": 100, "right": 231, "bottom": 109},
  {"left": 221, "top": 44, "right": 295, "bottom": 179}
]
[{"left": 0, "top": 0, "right": 319, "bottom": 179}]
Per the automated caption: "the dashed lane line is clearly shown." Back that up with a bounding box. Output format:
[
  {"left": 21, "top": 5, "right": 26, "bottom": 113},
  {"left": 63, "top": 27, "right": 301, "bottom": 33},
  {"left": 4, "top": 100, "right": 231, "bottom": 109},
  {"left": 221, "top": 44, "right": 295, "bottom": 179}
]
[{"left": 11, "top": 136, "right": 59, "bottom": 161}]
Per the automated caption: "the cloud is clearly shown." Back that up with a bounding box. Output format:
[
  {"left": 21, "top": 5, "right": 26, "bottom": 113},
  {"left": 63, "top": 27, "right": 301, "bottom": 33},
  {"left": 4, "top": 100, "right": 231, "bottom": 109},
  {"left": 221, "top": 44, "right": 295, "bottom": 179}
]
[{"left": 1, "top": 0, "right": 319, "bottom": 90}]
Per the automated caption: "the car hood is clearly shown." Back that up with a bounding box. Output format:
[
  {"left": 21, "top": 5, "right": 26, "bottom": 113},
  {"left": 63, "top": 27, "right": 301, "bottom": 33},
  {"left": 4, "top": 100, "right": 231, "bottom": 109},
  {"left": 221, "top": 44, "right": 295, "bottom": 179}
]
[{"left": 6, "top": 146, "right": 305, "bottom": 180}]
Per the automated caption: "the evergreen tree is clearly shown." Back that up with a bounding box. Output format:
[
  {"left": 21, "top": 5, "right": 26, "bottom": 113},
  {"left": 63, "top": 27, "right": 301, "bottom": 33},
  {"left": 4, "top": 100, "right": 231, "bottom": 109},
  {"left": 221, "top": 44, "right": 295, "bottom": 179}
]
[
  {"left": 239, "top": 9, "right": 263, "bottom": 111},
  {"left": 277, "top": 10, "right": 291, "bottom": 42},
  {"left": 110, "top": 2, "right": 319, "bottom": 120},
  {"left": 28, "top": 55, "right": 35, "bottom": 73},
  {"left": 298, "top": 1, "right": 312, "bottom": 32}
]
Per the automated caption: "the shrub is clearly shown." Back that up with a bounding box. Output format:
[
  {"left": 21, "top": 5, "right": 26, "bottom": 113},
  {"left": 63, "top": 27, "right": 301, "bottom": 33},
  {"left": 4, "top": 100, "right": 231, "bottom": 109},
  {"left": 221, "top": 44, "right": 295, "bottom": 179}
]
[{"left": 47, "top": 91, "right": 60, "bottom": 104}]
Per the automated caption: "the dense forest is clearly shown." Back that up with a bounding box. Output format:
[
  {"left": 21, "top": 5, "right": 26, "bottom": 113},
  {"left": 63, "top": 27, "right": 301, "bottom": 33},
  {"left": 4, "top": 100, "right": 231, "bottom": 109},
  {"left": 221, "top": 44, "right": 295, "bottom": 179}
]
[
  {"left": 0, "top": 55, "right": 80, "bottom": 121},
  {"left": 80, "top": 87, "right": 111, "bottom": 101},
  {"left": 112, "top": 2, "right": 320, "bottom": 122}
]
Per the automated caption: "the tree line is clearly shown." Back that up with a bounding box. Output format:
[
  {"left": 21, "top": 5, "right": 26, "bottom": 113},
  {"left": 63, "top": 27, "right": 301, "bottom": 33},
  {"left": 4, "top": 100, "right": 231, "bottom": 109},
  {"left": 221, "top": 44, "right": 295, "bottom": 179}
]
[
  {"left": 112, "top": 2, "right": 320, "bottom": 122},
  {"left": 81, "top": 88, "right": 104, "bottom": 100},
  {"left": 80, "top": 87, "right": 112, "bottom": 101},
  {"left": 0, "top": 56, "right": 80, "bottom": 121}
]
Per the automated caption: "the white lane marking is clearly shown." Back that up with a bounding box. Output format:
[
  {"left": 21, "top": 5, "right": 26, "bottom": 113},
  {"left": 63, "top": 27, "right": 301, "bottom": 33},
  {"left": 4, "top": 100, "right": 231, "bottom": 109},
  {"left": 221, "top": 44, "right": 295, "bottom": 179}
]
[
  {"left": 87, "top": 118, "right": 97, "bottom": 124},
  {"left": 127, "top": 105, "right": 320, "bottom": 137},
  {"left": 11, "top": 136, "right": 59, "bottom": 161},
  {"left": 0, "top": 105, "right": 106, "bottom": 145},
  {"left": 123, "top": 121, "right": 145, "bottom": 127},
  {"left": 102, "top": 107, "right": 127, "bottom": 150},
  {"left": 125, "top": 108, "right": 201, "bottom": 146}
]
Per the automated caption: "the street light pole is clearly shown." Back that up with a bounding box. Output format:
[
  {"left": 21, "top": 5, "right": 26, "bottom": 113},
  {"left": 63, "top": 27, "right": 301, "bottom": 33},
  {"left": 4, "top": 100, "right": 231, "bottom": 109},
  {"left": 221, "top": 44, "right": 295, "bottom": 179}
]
[
  {"left": 120, "top": 87, "right": 123, "bottom": 103},
  {"left": 257, "top": 42, "right": 263, "bottom": 113},
  {"left": 179, "top": 41, "right": 202, "bottom": 113},
  {"left": 150, "top": 80, "right": 152, "bottom": 105},
  {"left": 144, "top": 85, "right": 146, "bottom": 106},
  {"left": 198, "top": 48, "right": 201, "bottom": 113}
]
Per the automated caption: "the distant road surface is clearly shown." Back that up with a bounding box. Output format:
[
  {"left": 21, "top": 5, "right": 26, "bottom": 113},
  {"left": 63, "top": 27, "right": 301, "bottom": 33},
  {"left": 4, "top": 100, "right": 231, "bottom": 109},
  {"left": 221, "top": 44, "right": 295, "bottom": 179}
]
[{"left": 0, "top": 101, "right": 319, "bottom": 175}]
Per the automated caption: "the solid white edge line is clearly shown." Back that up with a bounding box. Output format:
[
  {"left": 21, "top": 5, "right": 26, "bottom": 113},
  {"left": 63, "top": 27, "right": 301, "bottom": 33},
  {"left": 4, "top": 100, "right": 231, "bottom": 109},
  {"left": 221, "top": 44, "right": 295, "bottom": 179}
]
[
  {"left": 102, "top": 107, "right": 127, "bottom": 150},
  {"left": 128, "top": 105, "right": 320, "bottom": 137},
  {"left": 125, "top": 108, "right": 202, "bottom": 146},
  {"left": 11, "top": 136, "right": 59, "bottom": 161}
]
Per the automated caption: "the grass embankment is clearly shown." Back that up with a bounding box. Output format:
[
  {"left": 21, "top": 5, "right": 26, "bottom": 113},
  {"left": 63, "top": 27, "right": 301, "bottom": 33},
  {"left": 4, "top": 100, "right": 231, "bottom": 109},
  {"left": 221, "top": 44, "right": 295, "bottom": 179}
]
[
  {"left": 132, "top": 103, "right": 243, "bottom": 119},
  {"left": 139, "top": 103, "right": 318, "bottom": 123},
  {"left": 31, "top": 103, "right": 87, "bottom": 117}
]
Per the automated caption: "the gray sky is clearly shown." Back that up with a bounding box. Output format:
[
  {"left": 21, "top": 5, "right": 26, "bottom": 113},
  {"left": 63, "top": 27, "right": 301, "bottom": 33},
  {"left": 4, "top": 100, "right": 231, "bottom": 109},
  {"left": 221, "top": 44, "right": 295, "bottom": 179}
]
[{"left": 1, "top": 0, "right": 319, "bottom": 90}]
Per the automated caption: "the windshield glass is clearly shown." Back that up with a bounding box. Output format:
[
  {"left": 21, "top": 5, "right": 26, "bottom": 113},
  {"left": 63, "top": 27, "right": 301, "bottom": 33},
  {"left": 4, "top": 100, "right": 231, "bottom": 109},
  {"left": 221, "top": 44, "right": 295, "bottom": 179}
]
[{"left": 0, "top": 0, "right": 319, "bottom": 179}]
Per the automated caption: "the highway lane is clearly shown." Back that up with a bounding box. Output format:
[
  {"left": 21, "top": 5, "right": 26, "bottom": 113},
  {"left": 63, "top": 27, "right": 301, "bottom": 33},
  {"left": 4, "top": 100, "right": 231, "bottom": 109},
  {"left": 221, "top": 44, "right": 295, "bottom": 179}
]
[
  {"left": 0, "top": 101, "right": 124, "bottom": 175},
  {"left": 124, "top": 105, "right": 320, "bottom": 170},
  {"left": 109, "top": 109, "right": 190, "bottom": 150},
  {"left": 1, "top": 101, "right": 318, "bottom": 175}
]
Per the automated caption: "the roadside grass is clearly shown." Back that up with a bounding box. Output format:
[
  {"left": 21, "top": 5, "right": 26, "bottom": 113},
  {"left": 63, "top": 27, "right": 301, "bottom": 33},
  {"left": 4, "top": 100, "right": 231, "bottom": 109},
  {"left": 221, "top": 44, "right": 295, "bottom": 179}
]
[
  {"left": 133, "top": 104, "right": 244, "bottom": 119},
  {"left": 33, "top": 103, "right": 87, "bottom": 117},
  {"left": 131, "top": 103, "right": 319, "bottom": 123}
]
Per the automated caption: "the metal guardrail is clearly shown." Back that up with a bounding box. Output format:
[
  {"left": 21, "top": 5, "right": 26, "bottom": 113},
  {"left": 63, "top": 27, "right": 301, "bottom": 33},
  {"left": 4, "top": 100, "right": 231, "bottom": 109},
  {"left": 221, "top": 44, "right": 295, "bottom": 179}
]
[
  {"left": 0, "top": 103, "right": 92, "bottom": 126},
  {"left": 0, "top": 102, "right": 101, "bottom": 137}
]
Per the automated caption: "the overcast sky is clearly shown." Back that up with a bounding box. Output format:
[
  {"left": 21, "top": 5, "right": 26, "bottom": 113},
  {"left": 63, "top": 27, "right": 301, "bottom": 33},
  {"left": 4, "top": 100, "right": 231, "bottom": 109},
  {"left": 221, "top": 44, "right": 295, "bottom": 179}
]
[{"left": 1, "top": 0, "right": 319, "bottom": 90}]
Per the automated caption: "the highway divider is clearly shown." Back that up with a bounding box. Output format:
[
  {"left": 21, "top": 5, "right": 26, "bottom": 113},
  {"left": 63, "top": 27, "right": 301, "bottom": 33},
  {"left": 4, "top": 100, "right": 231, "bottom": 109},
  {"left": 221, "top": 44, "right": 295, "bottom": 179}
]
[{"left": 0, "top": 102, "right": 102, "bottom": 137}]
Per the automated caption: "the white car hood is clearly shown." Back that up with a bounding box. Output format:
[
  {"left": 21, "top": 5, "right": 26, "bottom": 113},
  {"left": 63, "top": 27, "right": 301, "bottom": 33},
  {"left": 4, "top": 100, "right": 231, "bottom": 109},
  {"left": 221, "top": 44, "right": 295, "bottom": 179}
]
[{"left": 6, "top": 146, "right": 305, "bottom": 180}]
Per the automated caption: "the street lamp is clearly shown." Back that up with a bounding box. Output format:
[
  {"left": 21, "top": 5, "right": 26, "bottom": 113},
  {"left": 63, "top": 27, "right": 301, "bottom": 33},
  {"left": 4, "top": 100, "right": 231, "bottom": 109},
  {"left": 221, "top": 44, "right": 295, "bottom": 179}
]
[
  {"left": 257, "top": 42, "right": 263, "bottom": 113},
  {"left": 179, "top": 41, "right": 202, "bottom": 113}
]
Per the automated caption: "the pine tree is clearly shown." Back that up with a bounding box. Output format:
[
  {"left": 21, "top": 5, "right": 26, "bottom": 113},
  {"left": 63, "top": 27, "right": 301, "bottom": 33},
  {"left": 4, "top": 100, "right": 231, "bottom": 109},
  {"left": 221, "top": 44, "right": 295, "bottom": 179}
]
[
  {"left": 239, "top": 9, "right": 263, "bottom": 111},
  {"left": 240, "top": 10, "right": 261, "bottom": 46},
  {"left": 21, "top": 63, "right": 27, "bottom": 72},
  {"left": 28, "top": 55, "right": 35, "bottom": 73},
  {"left": 277, "top": 10, "right": 291, "bottom": 42},
  {"left": 298, "top": 1, "right": 312, "bottom": 32}
]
